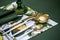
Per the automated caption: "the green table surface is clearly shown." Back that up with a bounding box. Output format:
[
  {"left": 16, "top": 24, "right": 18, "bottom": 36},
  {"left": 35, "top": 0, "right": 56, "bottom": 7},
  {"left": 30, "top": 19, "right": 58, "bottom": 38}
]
[{"left": 0, "top": 0, "right": 60, "bottom": 40}]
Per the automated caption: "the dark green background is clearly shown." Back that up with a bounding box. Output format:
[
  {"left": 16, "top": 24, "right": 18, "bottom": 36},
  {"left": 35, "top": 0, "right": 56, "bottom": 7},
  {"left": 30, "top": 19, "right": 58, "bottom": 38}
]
[{"left": 0, "top": 0, "right": 60, "bottom": 40}]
